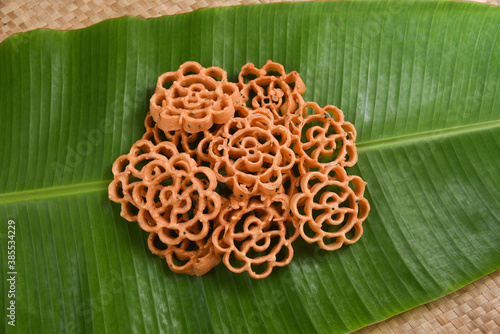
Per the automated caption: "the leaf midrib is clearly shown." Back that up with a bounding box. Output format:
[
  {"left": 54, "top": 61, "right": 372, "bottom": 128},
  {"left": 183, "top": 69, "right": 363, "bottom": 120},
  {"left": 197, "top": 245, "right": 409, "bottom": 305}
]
[
  {"left": 1, "top": 119, "right": 499, "bottom": 204},
  {"left": 356, "top": 119, "right": 500, "bottom": 150},
  {"left": 0, "top": 180, "right": 110, "bottom": 204}
]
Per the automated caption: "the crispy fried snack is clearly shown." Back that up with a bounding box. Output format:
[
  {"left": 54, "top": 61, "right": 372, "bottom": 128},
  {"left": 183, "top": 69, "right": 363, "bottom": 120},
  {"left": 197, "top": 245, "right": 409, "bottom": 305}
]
[
  {"left": 109, "top": 137, "right": 223, "bottom": 275},
  {"left": 148, "top": 232, "right": 221, "bottom": 276},
  {"left": 238, "top": 60, "right": 306, "bottom": 125},
  {"left": 287, "top": 102, "right": 358, "bottom": 175},
  {"left": 212, "top": 194, "right": 299, "bottom": 279},
  {"left": 207, "top": 109, "right": 295, "bottom": 198},
  {"left": 150, "top": 61, "right": 241, "bottom": 133},
  {"left": 290, "top": 165, "right": 370, "bottom": 251},
  {"left": 142, "top": 154, "right": 222, "bottom": 243},
  {"left": 108, "top": 139, "right": 178, "bottom": 221},
  {"left": 110, "top": 60, "right": 370, "bottom": 279},
  {"left": 143, "top": 112, "right": 224, "bottom": 165}
]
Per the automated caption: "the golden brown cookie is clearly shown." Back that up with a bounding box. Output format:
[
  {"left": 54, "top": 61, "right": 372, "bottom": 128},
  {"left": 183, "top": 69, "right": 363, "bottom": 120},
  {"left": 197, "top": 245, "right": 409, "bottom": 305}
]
[
  {"left": 238, "top": 60, "right": 306, "bottom": 125},
  {"left": 150, "top": 61, "right": 241, "bottom": 133},
  {"left": 290, "top": 165, "right": 369, "bottom": 251},
  {"left": 148, "top": 232, "right": 221, "bottom": 276},
  {"left": 207, "top": 109, "right": 295, "bottom": 198},
  {"left": 287, "top": 102, "right": 358, "bottom": 175},
  {"left": 110, "top": 60, "right": 370, "bottom": 278},
  {"left": 212, "top": 194, "right": 299, "bottom": 279}
]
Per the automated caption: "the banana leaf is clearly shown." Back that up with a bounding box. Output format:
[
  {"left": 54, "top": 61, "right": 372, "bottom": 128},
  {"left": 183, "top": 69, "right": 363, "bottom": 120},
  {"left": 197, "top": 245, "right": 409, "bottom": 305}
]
[{"left": 1, "top": 1, "right": 499, "bottom": 333}]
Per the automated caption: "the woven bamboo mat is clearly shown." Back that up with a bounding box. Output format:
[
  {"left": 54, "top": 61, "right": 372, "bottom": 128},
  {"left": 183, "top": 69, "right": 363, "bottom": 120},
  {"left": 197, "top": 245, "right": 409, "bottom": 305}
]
[{"left": 1, "top": 1, "right": 499, "bottom": 333}]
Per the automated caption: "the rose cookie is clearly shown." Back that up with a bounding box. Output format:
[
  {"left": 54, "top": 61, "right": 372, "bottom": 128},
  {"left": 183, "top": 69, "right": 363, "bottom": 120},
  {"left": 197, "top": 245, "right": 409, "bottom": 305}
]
[
  {"left": 290, "top": 165, "right": 369, "bottom": 251},
  {"left": 212, "top": 194, "right": 299, "bottom": 279},
  {"left": 110, "top": 60, "right": 370, "bottom": 279},
  {"left": 287, "top": 102, "right": 358, "bottom": 175},
  {"left": 150, "top": 61, "right": 241, "bottom": 133},
  {"left": 237, "top": 60, "right": 306, "bottom": 125},
  {"left": 208, "top": 109, "right": 295, "bottom": 198}
]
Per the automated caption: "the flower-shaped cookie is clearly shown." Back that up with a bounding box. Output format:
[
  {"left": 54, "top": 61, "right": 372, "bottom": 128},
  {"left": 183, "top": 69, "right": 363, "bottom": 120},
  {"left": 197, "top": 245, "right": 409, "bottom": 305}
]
[
  {"left": 212, "top": 194, "right": 299, "bottom": 279},
  {"left": 290, "top": 165, "right": 370, "bottom": 251},
  {"left": 109, "top": 139, "right": 224, "bottom": 276},
  {"left": 143, "top": 112, "right": 224, "bottom": 164},
  {"left": 148, "top": 232, "right": 221, "bottom": 276},
  {"left": 142, "top": 154, "right": 222, "bottom": 244},
  {"left": 208, "top": 110, "right": 295, "bottom": 198},
  {"left": 287, "top": 102, "right": 358, "bottom": 175},
  {"left": 238, "top": 60, "right": 306, "bottom": 125},
  {"left": 110, "top": 60, "right": 370, "bottom": 278},
  {"left": 150, "top": 61, "right": 241, "bottom": 133},
  {"left": 108, "top": 139, "right": 179, "bottom": 221}
]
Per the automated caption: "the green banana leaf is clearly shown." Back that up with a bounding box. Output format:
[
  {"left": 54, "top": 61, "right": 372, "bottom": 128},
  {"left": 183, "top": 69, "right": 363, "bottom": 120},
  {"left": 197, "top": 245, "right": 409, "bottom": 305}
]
[{"left": 1, "top": 1, "right": 499, "bottom": 333}]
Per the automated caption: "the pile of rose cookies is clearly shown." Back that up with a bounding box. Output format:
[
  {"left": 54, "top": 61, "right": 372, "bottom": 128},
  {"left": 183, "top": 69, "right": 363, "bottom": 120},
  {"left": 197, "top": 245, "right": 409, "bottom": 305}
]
[{"left": 109, "top": 61, "right": 370, "bottom": 279}]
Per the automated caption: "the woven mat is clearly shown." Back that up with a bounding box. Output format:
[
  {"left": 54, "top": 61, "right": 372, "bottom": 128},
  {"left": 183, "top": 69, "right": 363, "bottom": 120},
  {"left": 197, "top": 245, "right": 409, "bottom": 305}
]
[{"left": 1, "top": 1, "right": 499, "bottom": 333}]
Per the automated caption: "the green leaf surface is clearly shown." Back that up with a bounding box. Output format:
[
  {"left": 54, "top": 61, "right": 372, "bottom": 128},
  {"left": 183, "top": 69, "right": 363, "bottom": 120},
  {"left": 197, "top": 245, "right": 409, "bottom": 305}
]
[{"left": 1, "top": 1, "right": 499, "bottom": 333}]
